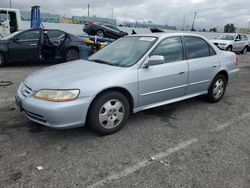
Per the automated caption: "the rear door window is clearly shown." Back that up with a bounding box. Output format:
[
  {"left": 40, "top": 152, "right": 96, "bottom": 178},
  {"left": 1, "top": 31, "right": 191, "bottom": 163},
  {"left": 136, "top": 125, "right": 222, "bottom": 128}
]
[
  {"left": 184, "top": 37, "right": 211, "bottom": 59},
  {"left": 46, "top": 30, "right": 65, "bottom": 39}
]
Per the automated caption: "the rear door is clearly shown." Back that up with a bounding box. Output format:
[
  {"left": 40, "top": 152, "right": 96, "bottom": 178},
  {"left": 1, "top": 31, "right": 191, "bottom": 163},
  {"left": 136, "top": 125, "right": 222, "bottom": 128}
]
[
  {"left": 138, "top": 37, "right": 188, "bottom": 107},
  {"left": 46, "top": 30, "right": 66, "bottom": 47},
  {"left": 103, "top": 25, "right": 120, "bottom": 38},
  {"left": 8, "top": 29, "right": 41, "bottom": 61},
  {"left": 184, "top": 36, "right": 219, "bottom": 94},
  {"left": 233, "top": 35, "right": 242, "bottom": 51}
]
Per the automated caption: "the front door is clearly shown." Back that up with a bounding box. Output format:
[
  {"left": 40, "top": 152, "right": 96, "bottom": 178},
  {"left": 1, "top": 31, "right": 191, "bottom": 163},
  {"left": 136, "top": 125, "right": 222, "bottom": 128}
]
[
  {"left": 138, "top": 37, "right": 188, "bottom": 107},
  {"left": 8, "top": 29, "right": 41, "bottom": 61}
]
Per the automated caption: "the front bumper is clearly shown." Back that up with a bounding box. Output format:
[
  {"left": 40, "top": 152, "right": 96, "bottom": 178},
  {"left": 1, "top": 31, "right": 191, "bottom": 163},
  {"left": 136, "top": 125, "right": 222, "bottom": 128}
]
[
  {"left": 16, "top": 86, "right": 93, "bottom": 129},
  {"left": 213, "top": 43, "right": 227, "bottom": 50}
]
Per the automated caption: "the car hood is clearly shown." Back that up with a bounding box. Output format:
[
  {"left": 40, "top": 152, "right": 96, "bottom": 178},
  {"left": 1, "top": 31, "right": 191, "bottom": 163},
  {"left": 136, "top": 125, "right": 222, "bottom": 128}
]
[
  {"left": 24, "top": 60, "right": 121, "bottom": 91},
  {"left": 211, "top": 39, "right": 231, "bottom": 44}
]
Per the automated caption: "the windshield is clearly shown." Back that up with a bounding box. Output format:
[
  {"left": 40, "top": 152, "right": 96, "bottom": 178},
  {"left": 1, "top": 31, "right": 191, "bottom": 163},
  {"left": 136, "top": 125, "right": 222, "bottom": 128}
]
[
  {"left": 0, "top": 30, "right": 23, "bottom": 40},
  {"left": 88, "top": 36, "right": 157, "bottom": 67},
  {"left": 215, "top": 34, "right": 236, "bottom": 40}
]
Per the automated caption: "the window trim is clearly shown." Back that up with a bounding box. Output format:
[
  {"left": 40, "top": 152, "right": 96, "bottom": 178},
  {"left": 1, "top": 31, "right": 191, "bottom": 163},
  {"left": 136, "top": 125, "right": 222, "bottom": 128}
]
[
  {"left": 149, "top": 36, "right": 185, "bottom": 64},
  {"left": 183, "top": 36, "right": 217, "bottom": 60},
  {"left": 14, "top": 29, "right": 41, "bottom": 41}
]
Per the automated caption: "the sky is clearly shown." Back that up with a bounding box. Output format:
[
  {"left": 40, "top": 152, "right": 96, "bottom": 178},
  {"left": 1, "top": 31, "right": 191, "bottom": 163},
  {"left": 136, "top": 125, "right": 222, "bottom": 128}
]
[{"left": 2, "top": 0, "right": 250, "bottom": 30}]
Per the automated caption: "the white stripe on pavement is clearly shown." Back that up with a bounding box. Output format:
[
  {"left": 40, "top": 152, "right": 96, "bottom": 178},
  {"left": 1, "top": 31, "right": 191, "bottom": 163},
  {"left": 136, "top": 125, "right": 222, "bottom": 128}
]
[
  {"left": 211, "top": 112, "right": 250, "bottom": 133},
  {"left": 0, "top": 98, "right": 15, "bottom": 102},
  {"left": 87, "top": 138, "right": 198, "bottom": 188}
]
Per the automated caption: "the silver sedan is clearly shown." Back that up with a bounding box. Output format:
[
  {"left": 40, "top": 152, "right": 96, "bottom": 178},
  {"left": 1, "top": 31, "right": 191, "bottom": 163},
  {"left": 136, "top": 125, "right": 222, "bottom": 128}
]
[{"left": 16, "top": 33, "right": 239, "bottom": 135}]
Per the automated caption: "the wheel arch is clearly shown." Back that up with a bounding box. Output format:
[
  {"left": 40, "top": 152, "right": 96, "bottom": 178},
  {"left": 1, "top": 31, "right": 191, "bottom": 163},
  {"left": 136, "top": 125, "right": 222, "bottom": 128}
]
[
  {"left": 215, "top": 70, "right": 229, "bottom": 83},
  {"left": 66, "top": 46, "right": 79, "bottom": 52},
  {"left": 87, "top": 87, "right": 134, "bottom": 118},
  {"left": 0, "top": 50, "right": 6, "bottom": 63}
]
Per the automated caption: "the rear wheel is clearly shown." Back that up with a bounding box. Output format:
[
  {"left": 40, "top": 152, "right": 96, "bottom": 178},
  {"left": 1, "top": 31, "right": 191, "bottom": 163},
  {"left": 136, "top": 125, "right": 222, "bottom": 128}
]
[
  {"left": 0, "top": 53, "right": 5, "bottom": 67},
  {"left": 87, "top": 91, "right": 130, "bottom": 135},
  {"left": 226, "top": 46, "right": 232, "bottom": 51},
  {"left": 241, "top": 46, "right": 248, "bottom": 54},
  {"left": 65, "top": 48, "right": 79, "bottom": 62},
  {"left": 206, "top": 74, "right": 227, "bottom": 103}
]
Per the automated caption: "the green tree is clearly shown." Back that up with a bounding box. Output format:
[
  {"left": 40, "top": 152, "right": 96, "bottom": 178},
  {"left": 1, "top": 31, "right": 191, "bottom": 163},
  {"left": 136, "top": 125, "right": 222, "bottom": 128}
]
[{"left": 224, "top": 23, "right": 236, "bottom": 33}]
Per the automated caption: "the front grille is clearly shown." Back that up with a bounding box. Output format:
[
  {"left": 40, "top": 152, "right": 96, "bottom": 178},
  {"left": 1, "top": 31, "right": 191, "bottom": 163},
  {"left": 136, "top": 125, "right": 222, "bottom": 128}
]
[
  {"left": 21, "top": 84, "right": 33, "bottom": 98},
  {"left": 24, "top": 110, "right": 47, "bottom": 123}
]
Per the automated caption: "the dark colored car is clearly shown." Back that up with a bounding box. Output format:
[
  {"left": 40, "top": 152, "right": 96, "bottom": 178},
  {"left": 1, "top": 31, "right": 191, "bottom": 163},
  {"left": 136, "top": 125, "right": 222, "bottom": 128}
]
[
  {"left": 83, "top": 22, "right": 128, "bottom": 39},
  {"left": 0, "top": 28, "right": 82, "bottom": 67}
]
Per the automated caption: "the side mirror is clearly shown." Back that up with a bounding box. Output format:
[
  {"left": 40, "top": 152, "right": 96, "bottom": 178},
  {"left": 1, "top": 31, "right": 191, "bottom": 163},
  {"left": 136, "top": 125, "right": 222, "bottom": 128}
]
[
  {"left": 143, "top": 55, "right": 164, "bottom": 67},
  {"left": 235, "top": 38, "right": 240, "bottom": 41}
]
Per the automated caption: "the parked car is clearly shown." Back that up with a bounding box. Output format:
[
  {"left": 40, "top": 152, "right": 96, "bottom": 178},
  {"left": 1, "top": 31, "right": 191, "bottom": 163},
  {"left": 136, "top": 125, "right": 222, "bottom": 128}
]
[
  {"left": 83, "top": 22, "right": 128, "bottom": 39},
  {"left": 211, "top": 33, "right": 249, "bottom": 54},
  {"left": 16, "top": 33, "right": 239, "bottom": 135},
  {"left": 0, "top": 28, "right": 82, "bottom": 67}
]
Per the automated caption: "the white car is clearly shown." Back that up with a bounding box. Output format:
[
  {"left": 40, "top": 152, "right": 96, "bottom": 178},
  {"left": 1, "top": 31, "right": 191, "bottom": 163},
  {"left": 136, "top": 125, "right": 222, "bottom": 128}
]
[{"left": 211, "top": 33, "right": 249, "bottom": 54}]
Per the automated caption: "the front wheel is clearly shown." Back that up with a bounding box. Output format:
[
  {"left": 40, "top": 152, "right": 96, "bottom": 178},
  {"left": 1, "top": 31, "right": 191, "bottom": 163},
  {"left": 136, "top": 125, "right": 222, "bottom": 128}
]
[
  {"left": 65, "top": 48, "right": 79, "bottom": 62},
  {"left": 0, "top": 53, "right": 5, "bottom": 67},
  {"left": 87, "top": 91, "right": 130, "bottom": 135},
  {"left": 96, "top": 30, "right": 104, "bottom": 38},
  {"left": 206, "top": 74, "right": 227, "bottom": 103}
]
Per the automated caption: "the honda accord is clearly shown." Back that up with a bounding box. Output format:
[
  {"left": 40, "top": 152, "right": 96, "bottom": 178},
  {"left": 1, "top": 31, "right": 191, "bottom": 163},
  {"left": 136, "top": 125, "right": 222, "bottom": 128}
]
[{"left": 16, "top": 33, "right": 239, "bottom": 135}]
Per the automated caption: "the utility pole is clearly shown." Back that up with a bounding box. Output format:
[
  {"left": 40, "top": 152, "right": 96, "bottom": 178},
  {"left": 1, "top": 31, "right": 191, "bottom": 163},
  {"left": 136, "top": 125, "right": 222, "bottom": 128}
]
[
  {"left": 191, "top": 11, "right": 197, "bottom": 31},
  {"left": 111, "top": 8, "right": 114, "bottom": 20},
  {"left": 87, "top": 4, "right": 90, "bottom": 19},
  {"left": 9, "top": 0, "right": 12, "bottom": 8},
  {"left": 182, "top": 15, "right": 186, "bottom": 31},
  {"left": 248, "top": 20, "right": 250, "bottom": 33}
]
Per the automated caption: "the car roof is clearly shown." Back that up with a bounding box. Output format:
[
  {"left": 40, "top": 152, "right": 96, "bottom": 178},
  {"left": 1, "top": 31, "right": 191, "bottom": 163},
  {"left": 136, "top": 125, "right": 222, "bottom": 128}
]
[{"left": 126, "top": 32, "right": 208, "bottom": 40}]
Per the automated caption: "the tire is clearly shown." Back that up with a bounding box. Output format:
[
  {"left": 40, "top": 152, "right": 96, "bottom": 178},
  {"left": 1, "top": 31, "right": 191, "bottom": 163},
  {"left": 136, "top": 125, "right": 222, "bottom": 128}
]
[
  {"left": 241, "top": 46, "right": 248, "bottom": 54},
  {"left": 65, "top": 48, "right": 79, "bottom": 62},
  {"left": 87, "top": 91, "right": 130, "bottom": 135},
  {"left": 226, "top": 46, "right": 232, "bottom": 51},
  {"left": 206, "top": 74, "right": 227, "bottom": 103},
  {"left": 0, "top": 53, "right": 5, "bottom": 67},
  {"left": 96, "top": 30, "right": 104, "bottom": 38}
]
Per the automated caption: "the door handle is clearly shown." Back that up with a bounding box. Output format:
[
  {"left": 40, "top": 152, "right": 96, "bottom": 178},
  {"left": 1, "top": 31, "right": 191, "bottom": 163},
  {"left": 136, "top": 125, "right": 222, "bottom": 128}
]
[
  {"left": 179, "top": 71, "right": 185, "bottom": 75},
  {"left": 29, "top": 43, "right": 37, "bottom": 46},
  {"left": 212, "top": 64, "right": 219, "bottom": 68}
]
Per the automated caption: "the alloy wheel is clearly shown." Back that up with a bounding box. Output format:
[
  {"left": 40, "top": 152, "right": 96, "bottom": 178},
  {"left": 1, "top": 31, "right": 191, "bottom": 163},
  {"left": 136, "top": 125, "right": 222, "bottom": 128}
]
[
  {"left": 66, "top": 49, "right": 79, "bottom": 61},
  {"left": 213, "top": 79, "right": 225, "bottom": 99},
  {"left": 96, "top": 30, "right": 104, "bottom": 38}
]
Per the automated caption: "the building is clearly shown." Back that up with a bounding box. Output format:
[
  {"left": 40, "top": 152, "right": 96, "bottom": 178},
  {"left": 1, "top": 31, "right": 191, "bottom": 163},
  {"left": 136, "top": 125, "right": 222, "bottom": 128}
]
[
  {"left": 20, "top": 11, "right": 60, "bottom": 23},
  {"left": 237, "top": 28, "right": 250, "bottom": 34},
  {"left": 72, "top": 15, "right": 117, "bottom": 25},
  {"left": 60, "top": 17, "right": 73, "bottom": 24},
  {"left": 122, "top": 21, "right": 176, "bottom": 30}
]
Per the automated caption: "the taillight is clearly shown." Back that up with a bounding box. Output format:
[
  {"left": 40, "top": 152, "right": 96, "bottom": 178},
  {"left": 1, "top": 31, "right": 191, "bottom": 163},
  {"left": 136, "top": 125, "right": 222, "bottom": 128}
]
[{"left": 235, "top": 56, "right": 240, "bottom": 66}]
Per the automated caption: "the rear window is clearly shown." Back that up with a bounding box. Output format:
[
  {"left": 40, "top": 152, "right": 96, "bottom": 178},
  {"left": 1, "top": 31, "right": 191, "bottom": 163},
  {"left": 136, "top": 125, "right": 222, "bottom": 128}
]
[
  {"left": 46, "top": 30, "right": 65, "bottom": 39},
  {"left": 184, "top": 37, "right": 212, "bottom": 59}
]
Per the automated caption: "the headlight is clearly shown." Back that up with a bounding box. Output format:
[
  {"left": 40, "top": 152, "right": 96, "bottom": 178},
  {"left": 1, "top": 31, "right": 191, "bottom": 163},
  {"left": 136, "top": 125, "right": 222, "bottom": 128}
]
[{"left": 34, "top": 89, "right": 80, "bottom": 102}]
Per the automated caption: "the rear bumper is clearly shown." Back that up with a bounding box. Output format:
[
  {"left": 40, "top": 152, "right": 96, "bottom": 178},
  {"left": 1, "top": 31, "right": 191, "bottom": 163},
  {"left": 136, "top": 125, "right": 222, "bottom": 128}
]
[{"left": 16, "top": 87, "right": 93, "bottom": 129}]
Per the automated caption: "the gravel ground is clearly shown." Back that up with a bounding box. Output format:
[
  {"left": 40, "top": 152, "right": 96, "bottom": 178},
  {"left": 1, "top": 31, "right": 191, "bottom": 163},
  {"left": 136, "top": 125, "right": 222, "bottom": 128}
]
[{"left": 0, "top": 54, "right": 250, "bottom": 188}]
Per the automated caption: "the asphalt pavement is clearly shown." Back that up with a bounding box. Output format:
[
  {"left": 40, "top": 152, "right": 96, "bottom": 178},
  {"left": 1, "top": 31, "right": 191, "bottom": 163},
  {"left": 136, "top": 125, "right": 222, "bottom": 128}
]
[{"left": 0, "top": 54, "right": 250, "bottom": 188}]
